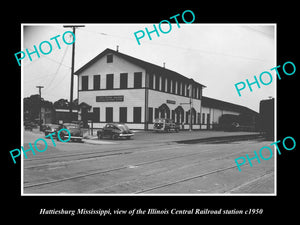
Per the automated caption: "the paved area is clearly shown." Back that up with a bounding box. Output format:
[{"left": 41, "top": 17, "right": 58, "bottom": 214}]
[{"left": 22, "top": 130, "right": 275, "bottom": 195}]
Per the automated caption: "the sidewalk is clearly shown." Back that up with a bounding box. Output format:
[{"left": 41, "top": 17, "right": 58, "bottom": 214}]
[{"left": 83, "top": 130, "right": 261, "bottom": 145}]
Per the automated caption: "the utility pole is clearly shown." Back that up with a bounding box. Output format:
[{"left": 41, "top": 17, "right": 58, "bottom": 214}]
[
  {"left": 188, "top": 79, "right": 193, "bottom": 132},
  {"left": 63, "top": 25, "right": 85, "bottom": 119},
  {"left": 189, "top": 95, "right": 192, "bottom": 132},
  {"left": 179, "top": 80, "right": 193, "bottom": 132},
  {"left": 36, "top": 85, "right": 44, "bottom": 130}
]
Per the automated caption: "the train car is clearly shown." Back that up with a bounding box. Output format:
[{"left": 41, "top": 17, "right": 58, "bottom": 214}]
[{"left": 259, "top": 98, "right": 274, "bottom": 140}]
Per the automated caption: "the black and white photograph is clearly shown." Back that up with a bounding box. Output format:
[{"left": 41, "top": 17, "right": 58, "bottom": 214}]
[
  {"left": 21, "top": 23, "right": 276, "bottom": 195},
  {"left": 4, "top": 6, "right": 298, "bottom": 220}
]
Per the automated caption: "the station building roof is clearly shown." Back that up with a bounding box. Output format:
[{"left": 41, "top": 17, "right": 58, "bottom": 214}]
[
  {"left": 202, "top": 96, "right": 258, "bottom": 115},
  {"left": 75, "top": 48, "right": 206, "bottom": 88}
]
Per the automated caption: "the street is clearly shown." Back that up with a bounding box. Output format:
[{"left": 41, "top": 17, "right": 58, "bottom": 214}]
[{"left": 23, "top": 130, "right": 274, "bottom": 195}]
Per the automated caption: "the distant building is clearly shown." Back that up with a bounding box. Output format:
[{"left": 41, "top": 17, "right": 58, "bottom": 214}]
[
  {"left": 202, "top": 96, "right": 259, "bottom": 131},
  {"left": 75, "top": 48, "right": 258, "bottom": 130}
]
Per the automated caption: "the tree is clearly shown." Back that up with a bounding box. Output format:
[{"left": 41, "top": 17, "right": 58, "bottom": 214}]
[
  {"left": 24, "top": 94, "right": 42, "bottom": 121},
  {"left": 23, "top": 94, "right": 53, "bottom": 122},
  {"left": 53, "top": 99, "right": 69, "bottom": 109},
  {"left": 53, "top": 98, "right": 79, "bottom": 110}
]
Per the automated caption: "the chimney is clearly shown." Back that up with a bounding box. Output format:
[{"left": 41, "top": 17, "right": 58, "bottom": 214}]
[
  {"left": 116, "top": 45, "right": 119, "bottom": 52},
  {"left": 163, "top": 62, "right": 165, "bottom": 68}
]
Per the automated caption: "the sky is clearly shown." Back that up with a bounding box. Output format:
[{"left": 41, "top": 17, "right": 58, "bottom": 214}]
[{"left": 22, "top": 24, "right": 275, "bottom": 112}]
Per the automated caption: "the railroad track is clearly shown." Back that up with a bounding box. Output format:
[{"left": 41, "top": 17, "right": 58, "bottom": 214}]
[
  {"left": 23, "top": 143, "right": 185, "bottom": 170},
  {"left": 135, "top": 168, "right": 275, "bottom": 194},
  {"left": 224, "top": 171, "right": 274, "bottom": 194},
  {"left": 23, "top": 146, "right": 261, "bottom": 191},
  {"left": 24, "top": 134, "right": 262, "bottom": 169},
  {"left": 133, "top": 164, "right": 240, "bottom": 194}
]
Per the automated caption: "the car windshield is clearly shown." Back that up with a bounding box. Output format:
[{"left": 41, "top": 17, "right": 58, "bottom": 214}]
[{"left": 64, "top": 124, "right": 78, "bottom": 129}]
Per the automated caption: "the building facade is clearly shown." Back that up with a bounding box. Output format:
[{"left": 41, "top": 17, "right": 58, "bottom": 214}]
[{"left": 75, "top": 48, "right": 205, "bottom": 130}]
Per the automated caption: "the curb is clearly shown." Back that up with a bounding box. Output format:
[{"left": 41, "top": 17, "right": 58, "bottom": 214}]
[
  {"left": 176, "top": 134, "right": 262, "bottom": 144},
  {"left": 82, "top": 133, "right": 262, "bottom": 145}
]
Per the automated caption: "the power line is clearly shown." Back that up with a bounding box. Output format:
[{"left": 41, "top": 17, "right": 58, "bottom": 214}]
[
  {"left": 78, "top": 27, "right": 272, "bottom": 63},
  {"left": 43, "top": 45, "right": 70, "bottom": 93}
]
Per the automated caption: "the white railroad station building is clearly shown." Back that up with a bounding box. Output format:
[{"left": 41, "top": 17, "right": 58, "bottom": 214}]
[{"left": 75, "top": 48, "right": 257, "bottom": 130}]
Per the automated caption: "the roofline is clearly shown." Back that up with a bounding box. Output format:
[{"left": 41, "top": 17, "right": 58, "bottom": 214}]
[
  {"left": 202, "top": 96, "right": 258, "bottom": 114},
  {"left": 75, "top": 48, "right": 206, "bottom": 87}
]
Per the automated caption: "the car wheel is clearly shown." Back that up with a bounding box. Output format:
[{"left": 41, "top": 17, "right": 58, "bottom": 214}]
[
  {"left": 56, "top": 135, "right": 61, "bottom": 142},
  {"left": 57, "top": 131, "right": 67, "bottom": 142},
  {"left": 112, "top": 134, "right": 118, "bottom": 140}
]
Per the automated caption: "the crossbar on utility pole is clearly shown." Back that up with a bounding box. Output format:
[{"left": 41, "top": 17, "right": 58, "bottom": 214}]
[{"left": 63, "top": 25, "right": 85, "bottom": 119}]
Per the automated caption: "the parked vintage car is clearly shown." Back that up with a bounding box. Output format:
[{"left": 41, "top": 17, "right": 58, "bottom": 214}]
[
  {"left": 153, "top": 118, "right": 180, "bottom": 132},
  {"left": 24, "top": 121, "right": 38, "bottom": 131},
  {"left": 44, "top": 124, "right": 60, "bottom": 137},
  {"left": 57, "top": 123, "right": 83, "bottom": 142},
  {"left": 97, "top": 123, "right": 134, "bottom": 140}
]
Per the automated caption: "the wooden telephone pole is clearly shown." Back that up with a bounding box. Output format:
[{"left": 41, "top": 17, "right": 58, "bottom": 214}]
[
  {"left": 63, "top": 25, "right": 84, "bottom": 118},
  {"left": 36, "top": 85, "right": 44, "bottom": 130}
]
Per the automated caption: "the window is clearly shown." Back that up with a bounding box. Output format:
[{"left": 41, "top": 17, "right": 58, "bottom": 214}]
[
  {"left": 154, "top": 108, "right": 159, "bottom": 119},
  {"left": 81, "top": 76, "right": 88, "bottom": 91},
  {"left": 186, "top": 84, "right": 190, "bottom": 97},
  {"left": 198, "top": 87, "right": 202, "bottom": 99},
  {"left": 106, "top": 107, "right": 113, "bottom": 122},
  {"left": 119, "top": 107, "right": 127, "bottom": 123},
  {"left": 193, "top": 111, "right": 196, "bottom": 124},
  {"left": 172, "top": 80, "right": 176, "bottom": 93},
  {"left": 167, "top": 79, "right": 171, "bottom": 93},
  {"left": 161, "top": 77, "right": 165, "bottom": 92},
  {"left": 93, "top": 75, "right": 100, "bottom": 90},
  {"left": 107, "top": 54, "right": 113, "bottom": 63},
  {"left": 134, "top": 72, "right": 142, "bottom": 88},
  {"left": 93, "top": 107, "right": 100, "bottom": 122},
  {"left": 155, "top": 75, "right": 160, "bottom": 90},
  {"left": 149, "top": 74, "right": 153, "bottom": 89},
  {"left": 182, "top": 83, "right": 185, "bottom": 96},
  {"left": 106, "top": 74, "right": 114, "bottom": 89},
  {"left": 186, "top": 111, "right": 189, "bottom": 124},
  {"left": 197, "top": 113, "right": 201, "bottom": 124},
  {"left": 148, "top": 107, "right": 153, "bottom": 123},
  {"left": 177, "top": 81, "right": 181, "bottom": 95},
  {"left": 120, "top": 73, "right": 128, "bottom": 89},
  {"left": 202, "top": 113, "right": 205, "bottom": 124},
  {"left": 133, "top": 107, "right": 142, "bottom": 123}
]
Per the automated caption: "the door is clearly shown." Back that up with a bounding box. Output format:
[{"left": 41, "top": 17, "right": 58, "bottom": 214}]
[
  {"left": 103, "top": 124, "right": 113, "bottom": 137},
  {"left": 207, "top": 114, "right": 210, "bottom": 129}
]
